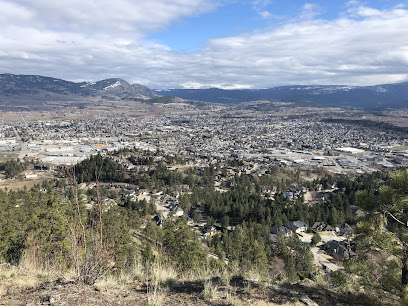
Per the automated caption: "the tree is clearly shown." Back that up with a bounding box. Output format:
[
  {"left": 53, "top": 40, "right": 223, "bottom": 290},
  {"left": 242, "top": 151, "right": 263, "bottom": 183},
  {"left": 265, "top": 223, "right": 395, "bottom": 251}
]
[
  {"left": 162, "top": 218, "right": 205, "bottom": 271},
  {"left": 0, "top": 159, "right": 26, "bottom": 178},
  {"left": 274, "top": 233, "right": 314, "bottom": 281},
  {"left": 311, "top": 232, "right": 322, "bottom": 246},
  {"left": 141, "top": 242, "right": 155, "bottom": 264},
  {"left": 356, "top": 169, "right": 408, "bottom": 296}
]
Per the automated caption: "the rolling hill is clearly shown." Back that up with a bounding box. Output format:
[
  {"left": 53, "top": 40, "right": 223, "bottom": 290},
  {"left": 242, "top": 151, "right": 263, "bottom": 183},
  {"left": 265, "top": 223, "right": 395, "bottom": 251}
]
[{"left": 155, "top": 82, "right": 408, "bottom": 109}]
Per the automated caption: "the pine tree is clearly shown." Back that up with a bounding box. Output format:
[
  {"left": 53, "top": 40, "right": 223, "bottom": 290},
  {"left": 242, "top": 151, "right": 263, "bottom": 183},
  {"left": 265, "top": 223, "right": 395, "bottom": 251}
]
[{"left": 356, "top": 169, "right": 408, "bottom": 296}]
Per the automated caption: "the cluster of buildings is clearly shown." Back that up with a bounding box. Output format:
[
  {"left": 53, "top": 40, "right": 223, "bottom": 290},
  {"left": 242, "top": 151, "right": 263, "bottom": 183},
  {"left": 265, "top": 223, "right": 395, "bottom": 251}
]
[
  {"left": 3, "top": 107, "right": 397, "bottom": 273},
  {"left": 0, "top": 109, "right": 407, "bottom": 173}
]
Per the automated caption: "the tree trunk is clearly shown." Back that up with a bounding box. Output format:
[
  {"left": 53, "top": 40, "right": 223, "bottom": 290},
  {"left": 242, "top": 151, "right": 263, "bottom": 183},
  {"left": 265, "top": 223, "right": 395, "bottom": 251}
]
[{"left": 402, "top": 248, "right": 408, "bottom": 287}]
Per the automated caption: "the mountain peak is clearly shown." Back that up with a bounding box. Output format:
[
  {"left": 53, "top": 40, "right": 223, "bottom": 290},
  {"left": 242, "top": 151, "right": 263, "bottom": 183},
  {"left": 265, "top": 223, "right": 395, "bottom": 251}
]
[{"left": 0, "top": 73, "right": 157, "bottom": 101}]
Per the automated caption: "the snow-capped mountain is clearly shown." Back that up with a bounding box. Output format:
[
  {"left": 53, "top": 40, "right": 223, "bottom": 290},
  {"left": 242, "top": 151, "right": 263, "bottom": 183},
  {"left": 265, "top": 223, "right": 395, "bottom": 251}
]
[
  {"left": 0, "top": 74, "right": 157, "bottom": 100},
  {"left": 1, "top": 73, "right": 407, "bottom": 109}
]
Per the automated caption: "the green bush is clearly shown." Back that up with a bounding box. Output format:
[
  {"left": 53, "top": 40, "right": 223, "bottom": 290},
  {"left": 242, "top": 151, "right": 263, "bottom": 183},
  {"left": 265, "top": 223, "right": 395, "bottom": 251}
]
[{"left": 311, "top": 233, "right": 322, "bottom": 246}]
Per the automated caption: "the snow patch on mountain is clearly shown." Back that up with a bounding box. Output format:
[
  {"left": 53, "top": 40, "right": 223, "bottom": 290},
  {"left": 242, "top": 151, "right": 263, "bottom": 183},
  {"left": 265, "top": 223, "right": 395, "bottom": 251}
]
[
  {"left": 80, "top": 82, "right": 96, "bottom": 88},
  {"left": 374, "top": 86, "right": 388, "bottom": 93},
  {"left": 103, "top": 81, "right": 122, "bottom": 90}
]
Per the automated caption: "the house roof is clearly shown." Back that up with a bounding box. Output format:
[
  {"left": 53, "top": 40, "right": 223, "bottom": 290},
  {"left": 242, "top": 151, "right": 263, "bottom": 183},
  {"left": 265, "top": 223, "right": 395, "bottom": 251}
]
[
  {"left": 323, "top": 240, "right": 356, "bottom": 258},
  {"left": 284, "top": 220, "right": 308, "bottom": 231},
  {"left": 271, "top": 226, "right": 293, "bottom": 235},
  {"left": 312, "top": 221, "right": 334, "bottom": 231}
]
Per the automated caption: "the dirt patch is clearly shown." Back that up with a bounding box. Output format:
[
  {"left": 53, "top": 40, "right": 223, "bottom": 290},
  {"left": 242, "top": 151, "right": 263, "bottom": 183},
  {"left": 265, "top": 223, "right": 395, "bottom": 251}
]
[{"left": 0, "top": 172, "right": 56, "bottom": 191}]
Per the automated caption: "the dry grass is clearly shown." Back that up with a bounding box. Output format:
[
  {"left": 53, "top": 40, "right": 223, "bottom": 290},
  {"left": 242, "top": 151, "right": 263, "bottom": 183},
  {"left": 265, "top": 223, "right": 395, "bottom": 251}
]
[
  {"left": 144, "top": 260, "right": 178, "bottom": 288},
  {"left": 0, "top": 263, "right": 49, "bottom": 295},
  {"left": 225, "top": 288, "right": 241, "bottom": 305},
  {"left": 128, "top": 257, "right": 146, "bottom": 281},
  {"left": 147, "top": 284, "right": 165, "bottom": 306},
  {"left": 112, "top": 257, "right": 179, "bottom": 290},
  {"left": 0, "top": 249, "right": 76, "bottom": 298},
  {"left": 202, "top": 280, "right": 218, "bottom": 299},
  {"left": 94, "top": 274, "right": 123, "bottom": 291},
  {"left": 243, "top": 268, "right": 268, "bottom": 284},
  {"left": 180, "top": 263, "right": 231, "bottom": 283},
  {"left": 151, "top": 262, "right": 177, "bottom": 283}
]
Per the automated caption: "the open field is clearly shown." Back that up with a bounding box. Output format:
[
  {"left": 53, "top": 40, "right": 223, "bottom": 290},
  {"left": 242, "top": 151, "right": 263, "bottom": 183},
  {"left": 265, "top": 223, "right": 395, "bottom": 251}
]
[
  {"left": 0, "top": 154, "right": 19, "bottom": 163},
  {"left": 390, "top": 145, "right": 408, "bottom": 151},
  {"left": 0, "top": 171, "right": 56, "bottom": 190}
]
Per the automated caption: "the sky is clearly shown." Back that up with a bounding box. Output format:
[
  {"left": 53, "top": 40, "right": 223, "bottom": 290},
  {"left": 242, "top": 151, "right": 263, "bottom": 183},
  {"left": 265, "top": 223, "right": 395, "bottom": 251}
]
[{"left": 1, "top": 0, "right": 408, "bottom": 89}]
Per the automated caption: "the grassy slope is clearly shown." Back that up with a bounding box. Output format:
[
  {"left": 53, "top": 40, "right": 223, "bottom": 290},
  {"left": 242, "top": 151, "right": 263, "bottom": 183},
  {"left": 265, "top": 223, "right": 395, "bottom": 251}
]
[{"left": 0, "top": 263, "right": 390, "bottom": 305}]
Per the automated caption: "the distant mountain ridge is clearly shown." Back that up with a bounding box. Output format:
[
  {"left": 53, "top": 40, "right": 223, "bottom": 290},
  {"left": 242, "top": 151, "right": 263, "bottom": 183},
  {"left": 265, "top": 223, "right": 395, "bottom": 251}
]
[
  {"left": 1, "top": 73, "right": 408, "bottom": 109},
  {"left": 155, "top": 82, "right": 408, "bottom": 109},
  {"left": 0, "top": 73, "right": 157, "bottom": 100}
]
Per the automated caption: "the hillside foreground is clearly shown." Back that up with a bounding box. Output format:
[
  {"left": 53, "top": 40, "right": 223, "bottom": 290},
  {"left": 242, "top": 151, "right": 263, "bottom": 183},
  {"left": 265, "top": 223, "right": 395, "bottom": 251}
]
[{"left": 0, "top": 263, "right": 391, "bottom": 306}]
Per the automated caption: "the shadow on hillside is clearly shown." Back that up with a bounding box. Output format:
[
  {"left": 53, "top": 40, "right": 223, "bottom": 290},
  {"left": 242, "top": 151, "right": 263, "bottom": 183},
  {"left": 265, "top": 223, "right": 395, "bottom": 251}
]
[
  {"left": 134, "top": 276, "right": 388, "bottom": 305},
  {"left": 272, "top": 283, "right": 383, "bottom": 306}
]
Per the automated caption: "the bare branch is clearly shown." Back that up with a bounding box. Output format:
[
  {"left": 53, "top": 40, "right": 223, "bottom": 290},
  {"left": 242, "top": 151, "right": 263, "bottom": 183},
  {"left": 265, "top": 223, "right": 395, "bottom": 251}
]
[{"left": 384, "top": 210, "right": 407, "bottom": 227}]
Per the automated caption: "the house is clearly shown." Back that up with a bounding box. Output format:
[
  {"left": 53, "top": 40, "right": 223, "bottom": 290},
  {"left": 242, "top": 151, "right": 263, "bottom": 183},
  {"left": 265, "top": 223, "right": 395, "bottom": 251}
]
[
  {"left": 102, "top": 198, "right": 117, "bottom": 211},
  {"left": 34, "top": 164, "right": 49, "bottom": 171},
  {"left": 203, "top": 224, "right": 217, "bottom": 237},
  {"left": 283, "top": 220, "right": 308, "bottom": 233},
  {"left": 270, "top": 226, "right": 293, "bottom": 243},
  {"left": 23, "top": 171, "right": 37, "bottom": 179},
  {"left": 349, "top": 205, "right": 366, "bottom": 218},
  {"left": 271, "top": 226, "right": 293, "bottom": 236},
  {"left": 338, "top": 223, "right": 354, "bottom": 236},
  {"left": 170, "top": 205, "right": 184, "bottom": 218},
  {"left": 323, "top": 240, "right": 355, "bottom": 260},
  {"left": 283, "top": 191, "right": 294, "bottom": 200},
  {"left": 186, "top": 216, "right": 194, "bottom": 225},
  {"left": 120, "top": 189, "right": 136, "bottom": 199},
  {"left": 311, "top": 221, "right": 335, "bottom": 233},
  {"left": 194, "top": 205, "right": 205, "bottom": 214}
]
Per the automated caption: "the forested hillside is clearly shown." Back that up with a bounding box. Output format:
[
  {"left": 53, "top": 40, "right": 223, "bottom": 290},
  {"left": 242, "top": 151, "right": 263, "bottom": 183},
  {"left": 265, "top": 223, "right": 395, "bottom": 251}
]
[{"left": 0, "top": 150, "right": 407, "bottom": 304}]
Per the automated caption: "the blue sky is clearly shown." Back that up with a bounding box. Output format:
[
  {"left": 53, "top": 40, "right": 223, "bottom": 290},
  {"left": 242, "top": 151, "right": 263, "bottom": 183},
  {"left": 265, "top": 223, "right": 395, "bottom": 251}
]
[
  {"left": 0, "top": 0, "right": 408, "bottom": 88},
  {"left": 149, "top": 0, "right": 405, "bottom": 51},
  {"left": 149, "top": 0, "right": 347, "bottom": 51},
  {"left": 149, "top": 2, "right": 269, "bottom": 52}
]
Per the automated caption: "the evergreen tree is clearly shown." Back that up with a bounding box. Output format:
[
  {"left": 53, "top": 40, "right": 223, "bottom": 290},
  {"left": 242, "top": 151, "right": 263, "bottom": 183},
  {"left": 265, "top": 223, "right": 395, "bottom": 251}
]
[{"left": 355, "top": 169, "right": 408, "bottom": 297}]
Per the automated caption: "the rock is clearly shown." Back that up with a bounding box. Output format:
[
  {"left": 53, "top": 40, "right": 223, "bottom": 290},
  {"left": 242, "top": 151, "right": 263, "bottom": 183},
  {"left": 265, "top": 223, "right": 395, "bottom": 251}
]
[
  {"left": 299, "top": 294, "right": 319, "bottom": 306},
  {"left": 42, "top": 294, "right": 58, "bottom": 304},
  {"left": 270, "top": 284, "right": 290, "bottom": 295}
]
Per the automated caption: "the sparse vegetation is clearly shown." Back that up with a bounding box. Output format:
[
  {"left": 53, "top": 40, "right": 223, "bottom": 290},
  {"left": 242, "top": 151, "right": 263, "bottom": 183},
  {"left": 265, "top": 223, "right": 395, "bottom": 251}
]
[{"left": 202, "top": 280, "right": 218, "bottom": 299}]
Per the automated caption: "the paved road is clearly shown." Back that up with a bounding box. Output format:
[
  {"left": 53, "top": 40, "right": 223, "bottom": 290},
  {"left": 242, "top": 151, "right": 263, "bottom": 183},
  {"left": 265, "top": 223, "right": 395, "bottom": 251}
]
[
  {"left": 311, "top": 246, "right": 341, "bottom": 272},
  {"left": 12, "top": 126, "right": 28, "bottom": 162},
  {"left": 298, "top": 232, "right": 342, "bottom": 272}
]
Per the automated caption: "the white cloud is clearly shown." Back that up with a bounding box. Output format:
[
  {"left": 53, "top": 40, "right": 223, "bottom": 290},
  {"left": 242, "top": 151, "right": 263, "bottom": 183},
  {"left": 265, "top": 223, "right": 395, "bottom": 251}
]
[
  {"left": 356, "top": 7, "right": 382, "bottom": 17},
  {"left": 0, "top": 1, "right": 407, "bottom": 89},
  {"left": 259, "top": 10, "right": 272, "bottom": 19},
  {"left": 252, "top": 0, "right": 276, "bottom": 19},
  {"left": 299, "top": 3, "right": 323, "bottom": 20},
  {"left": 0, "top": 0, "right": 34, "bottom": 25},
  {"left": 8, "top": 0, "right": 218, "bottom": 35}
]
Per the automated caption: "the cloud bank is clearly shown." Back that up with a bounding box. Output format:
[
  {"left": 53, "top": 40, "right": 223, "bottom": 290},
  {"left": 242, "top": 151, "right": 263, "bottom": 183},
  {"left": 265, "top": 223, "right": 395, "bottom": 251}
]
[{"left": 0, "top": 0, "right": 407, "bottom": 88}]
